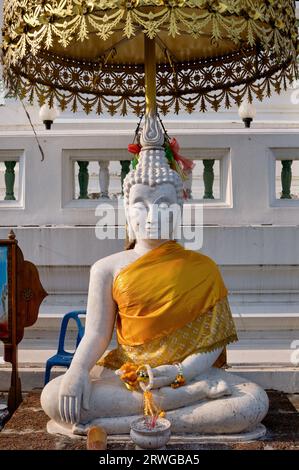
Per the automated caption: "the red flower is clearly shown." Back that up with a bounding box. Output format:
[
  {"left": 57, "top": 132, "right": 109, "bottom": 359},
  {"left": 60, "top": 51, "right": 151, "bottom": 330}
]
[
  {"left": 128, "top": 144, "right": 141, "bottom": 155},
  {"left": 169, "top": 138, "right": 195, "bottom": 171}
]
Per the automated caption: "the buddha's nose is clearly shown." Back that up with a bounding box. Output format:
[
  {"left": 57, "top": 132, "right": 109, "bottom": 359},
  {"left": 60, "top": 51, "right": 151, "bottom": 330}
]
[{"left": 146, "top": 205, "right": 159, "bottom": 225}]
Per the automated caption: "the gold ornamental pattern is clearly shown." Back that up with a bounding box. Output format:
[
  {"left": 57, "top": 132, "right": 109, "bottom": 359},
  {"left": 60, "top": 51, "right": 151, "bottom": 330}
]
[
  {"left": 97, "top": 297, "right": 238, "bottom": 370},
  {"left": 2, "top": 1, "right": 298, "bottom": 115}
]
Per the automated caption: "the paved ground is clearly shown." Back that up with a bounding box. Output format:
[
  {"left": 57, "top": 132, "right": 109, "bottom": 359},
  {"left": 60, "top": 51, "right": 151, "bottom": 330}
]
[{"left": 0, "top": 390, "right": 299, "bottom": 450}]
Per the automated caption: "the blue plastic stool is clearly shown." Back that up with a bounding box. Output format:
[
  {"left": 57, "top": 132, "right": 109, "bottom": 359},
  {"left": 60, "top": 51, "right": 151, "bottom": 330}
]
[{"left": 44, "top": 310, "right": 86, "bottom": 385}]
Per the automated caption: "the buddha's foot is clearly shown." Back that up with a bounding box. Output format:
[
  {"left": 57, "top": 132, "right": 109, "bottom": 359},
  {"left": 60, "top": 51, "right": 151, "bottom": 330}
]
[{"left": 206, "top": 378, "right": 231, "bottom": 399}]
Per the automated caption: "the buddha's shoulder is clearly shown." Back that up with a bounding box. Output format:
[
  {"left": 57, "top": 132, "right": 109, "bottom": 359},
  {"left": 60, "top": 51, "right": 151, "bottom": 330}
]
[
  {"left": 185, "top": 249, "right": 220, "bottom": 272},
  {"left": 90, "top": 249, "right": 138, "bottom": 278}
]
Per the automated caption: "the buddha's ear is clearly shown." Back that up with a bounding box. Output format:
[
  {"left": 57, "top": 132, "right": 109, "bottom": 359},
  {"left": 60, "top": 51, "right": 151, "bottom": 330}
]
[
  {"left": 172, "top": 203, "right": 183, "bottom": 240},
  {"left": 125, "top": 220, "right": 135, "bottom": 242},
  {"left": 125, "top": 207, "right": 136, "bottom": 242}
]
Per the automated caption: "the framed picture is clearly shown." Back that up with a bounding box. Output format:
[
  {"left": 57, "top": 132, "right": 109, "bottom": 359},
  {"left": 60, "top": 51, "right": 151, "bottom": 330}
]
[
  {"left": 0, "top": 242, "right": 13, "bottom": 343},
  {"left": 0, "top": 232, "right": 47, "bottom": 412}
]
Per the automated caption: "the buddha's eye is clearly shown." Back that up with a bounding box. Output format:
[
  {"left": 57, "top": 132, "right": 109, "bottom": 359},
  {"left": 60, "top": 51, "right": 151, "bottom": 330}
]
[
  {"left": 158, "top": 202, "right": 170, "bottom": 209},
  {"left": 132, "top": 202, "right": 146, "bottom": 210}
]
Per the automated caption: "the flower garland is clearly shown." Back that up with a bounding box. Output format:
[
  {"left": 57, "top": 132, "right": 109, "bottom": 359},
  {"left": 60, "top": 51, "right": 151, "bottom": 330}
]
[
  {"left": 116, "top": 362, "right": 165, "bottom": 428},
  {"left": 128, "top": 137, "right": 194, "bottom": 178},
  {"left": 115, "top": 361, "right": 187, "bottom": 427}
]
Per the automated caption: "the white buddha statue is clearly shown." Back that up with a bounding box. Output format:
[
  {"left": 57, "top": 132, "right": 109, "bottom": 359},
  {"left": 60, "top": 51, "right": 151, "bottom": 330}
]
[{"left": 41, "top": 113, "right": 269, "bottom": 437}]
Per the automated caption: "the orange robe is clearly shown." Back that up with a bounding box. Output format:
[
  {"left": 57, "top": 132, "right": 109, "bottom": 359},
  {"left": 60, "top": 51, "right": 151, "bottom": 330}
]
[{"left": 98, "top": 240, "right": 237, "bottom": 370}]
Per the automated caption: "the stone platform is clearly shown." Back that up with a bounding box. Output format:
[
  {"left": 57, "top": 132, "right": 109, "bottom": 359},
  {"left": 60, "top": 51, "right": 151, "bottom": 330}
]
[{"left": 0, "top": 391, "right": 299, "bottom": 450}]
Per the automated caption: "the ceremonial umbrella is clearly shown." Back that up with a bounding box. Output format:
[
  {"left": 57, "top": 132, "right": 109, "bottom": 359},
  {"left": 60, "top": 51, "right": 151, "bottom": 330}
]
[{"left": 1, "top": 1, "right": 298, "bottom": 117}]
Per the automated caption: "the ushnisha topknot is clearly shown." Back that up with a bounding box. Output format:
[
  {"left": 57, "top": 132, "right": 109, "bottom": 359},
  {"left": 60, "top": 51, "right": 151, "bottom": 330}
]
[{"left": 123, "top": 112, "right": 184, "bottom": 207}]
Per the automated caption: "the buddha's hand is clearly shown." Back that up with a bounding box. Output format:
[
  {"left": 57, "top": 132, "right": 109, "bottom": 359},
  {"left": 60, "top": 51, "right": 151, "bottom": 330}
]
[
  {"left": 58, "top": 366, "right": 92, "bottom": 424},
  {"left": 151, "top": 364, "right": 179, "bottom": 389}
]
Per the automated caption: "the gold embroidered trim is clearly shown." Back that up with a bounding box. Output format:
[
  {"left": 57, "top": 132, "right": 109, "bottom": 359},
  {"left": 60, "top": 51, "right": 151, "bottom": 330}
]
[{"left": 98, "top": 297, "right": 238, "bottom": 370}]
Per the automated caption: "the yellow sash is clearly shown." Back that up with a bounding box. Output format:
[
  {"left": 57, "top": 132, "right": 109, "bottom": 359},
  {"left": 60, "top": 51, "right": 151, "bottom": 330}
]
[{"left": 113, "top": 240, "right": 229, "bottom": 346}]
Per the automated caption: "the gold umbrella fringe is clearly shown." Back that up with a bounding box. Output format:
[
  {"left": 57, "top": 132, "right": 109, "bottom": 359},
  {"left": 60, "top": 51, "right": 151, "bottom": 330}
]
[
  {"left": 3, "top": 44, "right": 297, "bottom": 115},
  {"left": 2, "top": 1, "right": 297, "bottom": 60},
  {"left": 2, "top": 1, "right": 298, "bottom": 115}
]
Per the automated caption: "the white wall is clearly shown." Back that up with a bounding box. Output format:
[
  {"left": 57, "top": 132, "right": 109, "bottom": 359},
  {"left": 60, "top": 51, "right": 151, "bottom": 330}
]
[{"left": 0, "top": 128, "right": 298, "bottom": 311}]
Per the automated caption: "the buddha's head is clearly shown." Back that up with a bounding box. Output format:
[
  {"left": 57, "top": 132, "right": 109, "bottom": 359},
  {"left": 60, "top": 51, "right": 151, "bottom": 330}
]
[{"left": 123, "top": 113, "right": 184, "bottom": 244}]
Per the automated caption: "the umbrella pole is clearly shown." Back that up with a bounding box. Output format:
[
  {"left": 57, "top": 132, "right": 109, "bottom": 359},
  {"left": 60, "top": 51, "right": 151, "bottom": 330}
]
[{"left": 144, "top": 35, "right": 156, "bottom": 115}]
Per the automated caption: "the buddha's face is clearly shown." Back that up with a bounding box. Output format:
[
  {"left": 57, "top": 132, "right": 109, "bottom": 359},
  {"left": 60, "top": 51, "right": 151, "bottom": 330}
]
[{"left": 127, "top": 183, "right": 180, "bottom": 241}]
